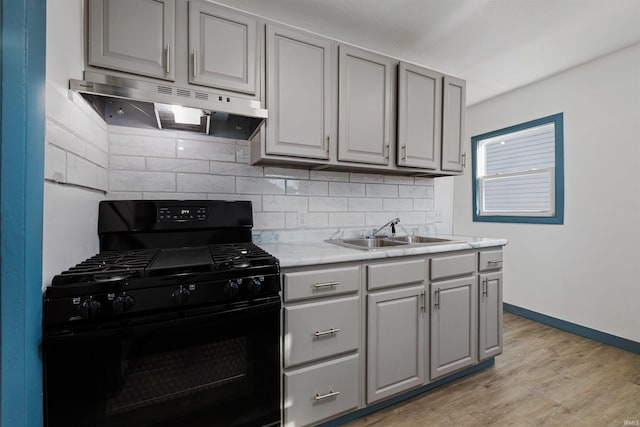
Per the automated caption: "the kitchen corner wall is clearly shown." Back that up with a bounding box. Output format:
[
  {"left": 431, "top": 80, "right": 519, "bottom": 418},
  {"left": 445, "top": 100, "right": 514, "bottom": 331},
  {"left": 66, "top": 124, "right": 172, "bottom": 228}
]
[{"left": 106, "top": 125, "right": 448, "bottom": 238}]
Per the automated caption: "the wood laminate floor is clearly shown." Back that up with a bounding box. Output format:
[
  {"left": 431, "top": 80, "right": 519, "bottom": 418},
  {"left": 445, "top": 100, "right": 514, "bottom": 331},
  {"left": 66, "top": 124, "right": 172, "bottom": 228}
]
[{"left": 344, "top": 312, "right": 640, "bottom": 426}]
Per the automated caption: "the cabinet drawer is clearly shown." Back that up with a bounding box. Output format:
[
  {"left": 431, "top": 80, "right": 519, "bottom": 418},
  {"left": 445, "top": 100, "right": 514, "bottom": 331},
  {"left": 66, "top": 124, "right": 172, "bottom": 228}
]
[
  {"left": 284, "top": 354, "right": 360, "bottom": 427},
  {"left": 430, "top": 253, "right": 475, "bottom": 280},
  {"left": 479, "top": 250, "right": 503, "bottom": 271},
  {"left": 367, "top": 258, "right": 426, "bottom": 290},
  {"left": 284, "top": 265, "right": 361, "bottom": 302},
  {"left": 284, "top": 296, "right": 360, "bottom": 367}
]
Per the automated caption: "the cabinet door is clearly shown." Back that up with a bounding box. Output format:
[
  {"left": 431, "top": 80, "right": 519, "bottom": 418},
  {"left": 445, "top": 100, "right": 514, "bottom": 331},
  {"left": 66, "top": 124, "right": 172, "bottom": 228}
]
[
  {"left": 441, "top": 75, "right": 466, "bottom": 172},
  {"left": 265, "top": 24, "right": 332, "bottom": 160},
  {"left": 397, "top": 62, "right": 442, "bottom": 170},
  {"left": 188, "top": 1, "right": 256, "bottom": 94},
  {"left": 367, "top": 285, "right": 425, "bottom": 403},
  {"left": 430, "top": 276, "right": 477, "bottom": 379},
  {"left": 338, "top": 45, "right": 395, "bottom": 165},
  {"left": 479, "top": 272, "right": 503, "bottom": 361},
  {"left": 88, "top": 0, "right": 175, "bottom": 81}
]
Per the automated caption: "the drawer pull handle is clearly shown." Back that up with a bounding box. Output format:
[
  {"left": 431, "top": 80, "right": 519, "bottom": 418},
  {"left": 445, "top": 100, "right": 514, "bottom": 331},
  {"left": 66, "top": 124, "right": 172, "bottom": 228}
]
[
  {"left": 487, "top": 260, "right": 503, "bottom": 265},
  {"left": 314, "top": 281, "right": 340, "bottom": 289},
  {"left": 314, "top": 328, "right": 341, "bottom": 337},
  {"left": 315, "top": 390, "right": 341, "bottom": 401}
]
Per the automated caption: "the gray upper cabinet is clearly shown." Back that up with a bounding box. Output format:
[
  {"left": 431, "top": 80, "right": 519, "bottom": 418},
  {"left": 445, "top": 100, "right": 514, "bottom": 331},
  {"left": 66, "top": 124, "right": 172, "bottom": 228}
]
[
  {"left": 441, "top": 75, "right": 466, "bottom": 172},
  {"left": 188, "top": 1, "right": 256, "bottom": 94},
  {"left": 338, "top": 45, "right": 395, "bottom": 165},
  {"left": 430, "top": 276, "right": 477, "bottom": 379},
  {"left": 265, "top": 24, "right": 332, "bottom": 160},
  {"left": 479, "top": 271, "right": 503, "bottom": 361},
  {"left": 397, "top": 62, "right": 442, "bottom": 170},
  {"left": 88, "top": 0, "right": 176, "bottom": 81}
]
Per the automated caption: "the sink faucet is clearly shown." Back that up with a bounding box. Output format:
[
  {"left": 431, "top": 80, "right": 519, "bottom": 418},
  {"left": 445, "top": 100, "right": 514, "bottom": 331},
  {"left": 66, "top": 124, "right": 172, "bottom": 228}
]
[{"left": 368, "top": 217, "right": 400, "bottom": 238}]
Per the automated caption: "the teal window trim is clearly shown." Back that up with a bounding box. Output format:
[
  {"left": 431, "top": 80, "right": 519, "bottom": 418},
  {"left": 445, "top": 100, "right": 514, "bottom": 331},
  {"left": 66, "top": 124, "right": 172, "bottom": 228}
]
[{"left": 471, "top": 113, "right": 564, "bottom": 224}]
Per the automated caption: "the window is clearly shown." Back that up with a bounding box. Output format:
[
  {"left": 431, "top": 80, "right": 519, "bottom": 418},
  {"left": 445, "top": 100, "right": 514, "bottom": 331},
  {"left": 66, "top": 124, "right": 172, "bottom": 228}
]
[{"left": 472, "top": 113, "right": 564, "bottom": 224}]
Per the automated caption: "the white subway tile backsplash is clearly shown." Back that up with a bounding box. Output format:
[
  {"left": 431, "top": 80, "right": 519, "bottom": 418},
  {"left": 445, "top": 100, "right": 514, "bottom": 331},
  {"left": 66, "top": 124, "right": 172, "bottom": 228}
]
[
  {"left": 110, "top": 133, "right": 176, "bottom": 158},
  {"left": 67, "top": 154, "right": 108, "bottom": 191},
  {"left": 426, "top": 186, "right": 435, "bottom": 198},
  {"left": 110, "top": 125, "right": 177, "bottom": 139},
  {"left": 309, "top": 197, "right": 348, "bottom": 212},
  {"left": 45, "top": 144, "right": 66, "bottom": 182},
  {"left": 366, "top": 212, "right": 398, "bottom": 227},
  {"left": 253, "top": 212, "right": 285, "bottom": 229},
  {"left": 147, "top": 158, "right": 210, "bottom": 173},
  {"left": 348, "top": 197, "right": 382, "bottom": 212},
  {"left": 235, "top": 144, "right": 250, "bottom": 164},
  {"left": 176, "top": 174, "right": 235, "bottom": 193},
  {"left": 329, "top": 212, "right": 366, "bottom": 227},
  {"left": 109, "top": 155, "right": 146, "bottom": 171},
  {"left": 399, "top": 185, "right": 428, "bottom": 198},
  {"left": 306, "top": 213, "right": 329, "bottom": 228},
  {"left": 413, "top": 198, "right": 434, "bottom": 211},
  {"left": 85, "top": 143, "right": 109, "bottom": 168},
  {"left": 47, "top": 120, "right": 86, "bottom": 157},
  {"left": 383, "top": 198, "right": 412, "bottom": 212},
  {"left": 263, "top": 195, "right": 308, "bottom": 212},
  {"left": 106, "top": 192, "right": 143, "bottom": 200},
  {"left": 384, "top": 175, "right": 414, "bottom": 185},
  {"left": 366, "top": 184, "right": 398, "bottom": 198},
  {"left": 398, "top": 211, "right": 427, "bottom": 225},
  {"left": 110, "top": 170, "right": 175, "bottom": 192},
  {"left": 285, "top": 212, "right": 298, "bottom": 229},
  {"left": 349, "top": 172, "right": 384, "bottom": 183},
  {"left": 286, "top": 180, "right": 328, "bottom": 196},
  {"left": 236, "top": 177, "right": 285, "bottom": 195},
  {"left": 310, "top": 170, "right": 349, "bottom": 182},
  {"left": 264, "top": 166, "right": 310, "bottom": 180},
  {"left": 414, "top": 177, "right": 435, "bottom": 186},
  {"left": 210, "top": 161, "right": 263, "bottom": 177},
  {"left": 329, "top": 182, "right": 366, "bottom": 197},
  {"left": 143, "top": 192, "right": 208, "bottom": 200},
  {"left": 177, "top": 138, "right": 235, "bottom": 161}
]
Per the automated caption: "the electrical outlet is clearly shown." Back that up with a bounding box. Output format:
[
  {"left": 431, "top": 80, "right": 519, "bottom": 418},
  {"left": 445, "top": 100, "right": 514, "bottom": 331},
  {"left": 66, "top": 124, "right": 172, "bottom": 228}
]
[{"left": 434, "top": 208, "right": 443, "bottom": 223}]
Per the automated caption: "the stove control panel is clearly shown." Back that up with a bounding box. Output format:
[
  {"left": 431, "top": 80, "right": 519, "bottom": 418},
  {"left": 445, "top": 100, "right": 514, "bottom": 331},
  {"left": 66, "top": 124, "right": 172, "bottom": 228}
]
[{"left": 158, "top": 206, "right": 207, "bottom": 222}]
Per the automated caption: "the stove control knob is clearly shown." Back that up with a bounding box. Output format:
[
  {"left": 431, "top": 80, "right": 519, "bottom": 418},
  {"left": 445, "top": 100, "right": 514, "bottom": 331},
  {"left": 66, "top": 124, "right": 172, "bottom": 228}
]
[
  {"left": 79, "top": 297, "right": 102, "bottom": 319},
  {"left": 224, "top": 280, "right": 239, "bottom": 297},
  {"left": 247, "top": 278, "right": 262, "bottom": 295},
  {"left": 171, "top": 286, "right": 191, "bottom": 306},
  {"left": 112, "top": 293, "right": 135, "bottom": 313}
]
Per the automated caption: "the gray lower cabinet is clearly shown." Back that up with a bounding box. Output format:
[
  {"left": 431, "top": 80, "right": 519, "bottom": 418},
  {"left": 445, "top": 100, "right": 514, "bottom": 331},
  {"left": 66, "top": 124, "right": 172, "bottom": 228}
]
[
  {"left": 338, "top": 45, "right": 396, "bottom": 165},
  {"left": 430, "top": 276, "right": 477, "bottom": 379},
  {"left": 88, "top": 0, "right": 176, "bottom": 81},
  {"left": 188, "top": 0, "right": 257, "bottom": 94},
  {"left": 478, "top": 271, "right": 503, "bottom": 361},
  {"left": 265, "top": 24, "right": 333, "bottom": 160},
  {"left": 367, "top": 284, "right": 425, "bottom": 403},
  {"left": 284, "top": 354, "right": 360, "bottom": 427}
]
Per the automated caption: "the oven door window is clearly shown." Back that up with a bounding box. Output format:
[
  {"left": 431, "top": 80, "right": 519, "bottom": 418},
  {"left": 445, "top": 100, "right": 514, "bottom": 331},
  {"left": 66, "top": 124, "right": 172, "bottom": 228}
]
[{"left": 43, "top": 302, "right": 280, "bottom": 427}]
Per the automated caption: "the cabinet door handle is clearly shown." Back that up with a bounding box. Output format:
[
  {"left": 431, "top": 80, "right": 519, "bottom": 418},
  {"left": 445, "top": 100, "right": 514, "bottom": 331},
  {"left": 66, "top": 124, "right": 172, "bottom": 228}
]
[
  {"left": 434, "top": 288, "right": 440, "bottom": 309},
  {"left": 487, "top": 260, "right": 503, "bottom": 265},
  {"left": 419, "top": 291, "right": 425, "bottom": 312},
  {"left": 315, "top": 390, "right": 340, "bottom": 401},
  {"left": 482, "top": 278, "right": 488, "bottom": 296},
  {"left": 385, "top": 144, "right": 390, "bottom": 159},
  {"left": 461, "top": 152, "right": 467, "bottom": 168},
  {"left": 165, "top": 44, "right": 171, "bottom": 75},
  {"left": 314, "top": 328, "right": 341, "bottom": 337},
  {"left": 326, "top": 134, "right": 331, "bottom": 156},
  {"left": 192, "top": 48, "right": 198, "bottom": 77},
  {"left": 314, "top": 281, "right": 340, "bottom": 289},
  {"left": 401, "top": 145, "right": 407, "bottom": 161}
]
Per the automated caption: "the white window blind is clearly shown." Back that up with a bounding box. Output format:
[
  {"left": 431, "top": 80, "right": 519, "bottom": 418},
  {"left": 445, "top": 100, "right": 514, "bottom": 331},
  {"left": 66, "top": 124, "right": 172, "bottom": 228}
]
[{"left": 477, "top": 123, "right": 556, "bottom": 216}]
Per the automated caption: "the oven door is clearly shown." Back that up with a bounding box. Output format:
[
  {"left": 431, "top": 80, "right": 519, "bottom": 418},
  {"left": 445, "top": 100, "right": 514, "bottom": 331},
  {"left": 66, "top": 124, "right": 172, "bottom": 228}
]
[{"left": 43, "top": 298, "right": 281, "bottom": 427}]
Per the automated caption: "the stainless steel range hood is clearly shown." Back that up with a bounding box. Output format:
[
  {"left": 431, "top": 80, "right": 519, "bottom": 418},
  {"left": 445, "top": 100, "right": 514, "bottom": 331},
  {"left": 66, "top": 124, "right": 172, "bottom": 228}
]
[{"left": 70, "top": 72, "right": 267, "bottom": 140}]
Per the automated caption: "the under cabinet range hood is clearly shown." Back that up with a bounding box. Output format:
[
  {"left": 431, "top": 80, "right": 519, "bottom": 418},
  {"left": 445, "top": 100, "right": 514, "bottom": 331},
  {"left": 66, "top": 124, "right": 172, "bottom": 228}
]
[{"left": 70, "top": 73, "right": 267, "bottom": 140}]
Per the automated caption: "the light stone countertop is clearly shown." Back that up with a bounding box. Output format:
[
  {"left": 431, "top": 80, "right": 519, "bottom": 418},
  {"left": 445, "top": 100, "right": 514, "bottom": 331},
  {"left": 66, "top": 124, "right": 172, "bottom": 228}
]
[{"left": 258, "top": 235, "right": 508, "bottom": 268}]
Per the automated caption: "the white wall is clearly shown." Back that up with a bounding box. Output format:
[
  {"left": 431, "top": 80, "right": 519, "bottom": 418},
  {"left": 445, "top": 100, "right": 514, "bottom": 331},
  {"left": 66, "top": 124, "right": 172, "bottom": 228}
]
[
  {"left": 43, "top": 0, "right": 108, "bottom": 287},
  {"left": 453, "top": 43, "right": 640, "bottom": 342}
]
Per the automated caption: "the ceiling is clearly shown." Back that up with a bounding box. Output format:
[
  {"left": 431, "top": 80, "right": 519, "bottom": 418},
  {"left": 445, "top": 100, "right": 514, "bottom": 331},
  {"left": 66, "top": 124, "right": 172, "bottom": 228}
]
[{"left": 216, "top": 0, "right": 640, "bottom": 105}]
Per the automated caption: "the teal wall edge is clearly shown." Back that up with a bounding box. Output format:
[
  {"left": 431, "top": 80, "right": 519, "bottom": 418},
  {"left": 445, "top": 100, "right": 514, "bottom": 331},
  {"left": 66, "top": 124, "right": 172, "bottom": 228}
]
[
  {"left": 318, "top": 359, "right": 495, "bottom": 427},
  {"left": 504, "top": 303, "right": 640, "bottom": 355},
  {"left": 1, "top": 0, "right": 46, "bottom": 425}
]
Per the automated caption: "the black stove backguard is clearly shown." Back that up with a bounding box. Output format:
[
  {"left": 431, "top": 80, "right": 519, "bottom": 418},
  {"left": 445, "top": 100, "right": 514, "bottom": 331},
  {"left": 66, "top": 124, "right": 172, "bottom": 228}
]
[
  {"left": 43, "top": 200, "right": 281, "bottom": 427},
  {"left": 98, "top": 200, "right": 253, "bottom": 250}
]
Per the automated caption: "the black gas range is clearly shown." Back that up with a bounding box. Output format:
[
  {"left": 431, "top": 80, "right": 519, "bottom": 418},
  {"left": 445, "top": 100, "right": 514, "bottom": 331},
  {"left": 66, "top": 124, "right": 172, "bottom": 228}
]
[{"left": 42, "top": 200, "right": 281, "bottom": 427}]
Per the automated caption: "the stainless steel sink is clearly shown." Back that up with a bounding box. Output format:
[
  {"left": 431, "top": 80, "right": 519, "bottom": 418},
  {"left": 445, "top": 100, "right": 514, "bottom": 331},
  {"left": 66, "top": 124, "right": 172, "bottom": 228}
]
[
  {"left": 327, "top": 235, "right": 456, "bottom": 250},
  {"left": 389, "top": 236, "right": 453, "bottom": 244},
  {"left": 330, "top": 238, "right": 409, "bottom": 250}
]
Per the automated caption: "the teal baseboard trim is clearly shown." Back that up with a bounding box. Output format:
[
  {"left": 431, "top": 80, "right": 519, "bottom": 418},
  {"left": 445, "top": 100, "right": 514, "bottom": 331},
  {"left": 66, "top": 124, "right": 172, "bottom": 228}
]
[
  {"left": 504, "top": 303, "right": 640, "bottom": 355},
  {"left": 318, "top": 359, "right": 495, "bottom": 427}
]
